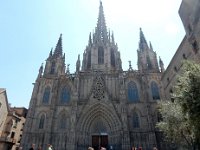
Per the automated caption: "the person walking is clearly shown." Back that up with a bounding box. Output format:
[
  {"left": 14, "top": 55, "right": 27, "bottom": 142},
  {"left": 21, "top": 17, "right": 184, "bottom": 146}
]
[{"left": 29, "top": 144, "right": 35, "bottom": 150}]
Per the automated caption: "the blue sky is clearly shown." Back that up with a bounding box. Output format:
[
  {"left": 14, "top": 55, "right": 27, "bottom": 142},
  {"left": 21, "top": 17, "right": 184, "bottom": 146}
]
[{"left": 0, "top": 0, "right": 185, "bottom": 108}]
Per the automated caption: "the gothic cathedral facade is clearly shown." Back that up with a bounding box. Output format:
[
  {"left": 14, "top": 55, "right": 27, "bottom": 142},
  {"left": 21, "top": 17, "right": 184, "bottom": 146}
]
[{"left": 21, "top": 2, "right": 165, "bottom": 150}]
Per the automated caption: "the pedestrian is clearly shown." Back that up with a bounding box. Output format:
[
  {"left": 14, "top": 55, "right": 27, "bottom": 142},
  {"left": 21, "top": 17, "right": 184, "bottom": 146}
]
[
  {"left": 88, "top": 147, "right": 94, "bottom": 150},
  {"left": 29, "top": 144, "right": 35, "bottom": 150},
  {"left": 38, "top": 145, "right": 42, "bottom": 150},
  {"left": 47, "top": 144, "right": 52, "bottom": 150}
]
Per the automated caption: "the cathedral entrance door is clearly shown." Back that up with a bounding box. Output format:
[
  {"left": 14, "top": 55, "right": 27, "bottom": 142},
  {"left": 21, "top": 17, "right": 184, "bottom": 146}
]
[{"left": 92, "top": 134, "right": 108, "bottom": 150}]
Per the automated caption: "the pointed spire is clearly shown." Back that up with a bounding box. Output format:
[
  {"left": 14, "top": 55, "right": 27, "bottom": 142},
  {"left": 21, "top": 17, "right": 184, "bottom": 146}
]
[
  {"left": 76, "top": 54, "right": 80, "bottom": 72},
  {"left": 149, "top": 41, "right": 153, "bottom": 50},
  {"left": 48, "top": 47, "right": 53, "bottom": 58},
  {"left": 66, "top": 64, "right": 70, "bottom": 75},
  {"left": 111, "top": 31, "right": 115, "bottom": 44},
  {"left": 139, "top": 28, "right": 148, "bottom": 50},
  {"left": 37, "top": 63, "right": 43, "bottom": 78},
  {"left": 159, "top": 56, "right": 165, "bottom": 72},
  {"left": 94, "top": 1, "right": 108, "bottom": 44},
  {"left": 88, "top": 32, "right": 92, "bottom": 45},
  {"left": 53, "top": 34, "right": 63, "bottom": 57}
]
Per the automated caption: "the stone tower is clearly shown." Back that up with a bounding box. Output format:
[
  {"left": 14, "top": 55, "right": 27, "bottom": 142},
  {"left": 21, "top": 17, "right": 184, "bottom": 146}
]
[{"left": 21, "top": 1, "right": 165, "bottom": 150}]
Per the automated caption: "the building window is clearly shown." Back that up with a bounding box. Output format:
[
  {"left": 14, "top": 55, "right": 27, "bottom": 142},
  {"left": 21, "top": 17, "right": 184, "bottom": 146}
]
[
  {"left": 133, "top": 112, "right": 140, "bottom": 128},
  {"left": 128, "top": 81, "right": 139, "bottom": 102},
  {"left": 110, "top": 48, "right": 115, "bottom": 67},
  {"left": 98, "top": 46, "right": 104, "bottom": 64},
  {"left": 174, "top": 66, "right": 178, "bottom": 72},
  {"left": 39, "top": 114, "right": 45, "bottom": 129},
  {"left": 60, "top": 87, "right": 70, "bottom": 103},
  {"left": 146, "top": 56, "right": 152, "bottom": 69},
  {"left": 183, "top": 54, "right": 187, "bottom": 59},
  {"left": 192, "top": 40, "right": 198, "bottom": 54},
  {"left": 11, "top": 132, "right": 15, "bottom": 138},
  {"left": 151, "top": 81, "right": 160, "bottom": 100},
  {"left": 87, "top": 50, "right": 91, "bottom": 68},
  {"left": 50, "top": 62, "right": 56, "bottom": 74},
  {"left": 60, "top": 114, "right": 67, "bottom": 129},
  {"left": 42, "top": 87, "right": 50, "bottom": 104}
]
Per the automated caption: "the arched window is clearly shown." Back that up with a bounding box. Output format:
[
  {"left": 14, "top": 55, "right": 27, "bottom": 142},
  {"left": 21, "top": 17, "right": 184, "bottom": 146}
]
[
  {"left": 39, "top": 114, "right": 45, "bottom": 129},
  {"left": 146, "top": 56, "right": 152, "bottom": 69},
  {"left": 110, "top": 48, "right": 115, "bottom": 67},
  {"left": 42, "top": 87, "right": 50, "bottom": 104},
  {"left": 151, "top": 81, "right": 160, "bottom": 100},
  {"left": 60, "top": 87, "right": 70, "bottom": 103},
  {"left": 98, "top": 46, "right": 104, "bottom": 64},
  {"left": 128, "top": 81, "right": 139, "bottom": 102},
  {"left": 60, "top": 114, "right": 67, "bottom": 129},
  {"left": 133, "top": 112, "right": 140, "bottom": 128},
  {"left": 50, "top": 62, "right": 56, "bottom": 74},
  {"left": 87, "top": 50, "right": 91, "bottom": 68}
]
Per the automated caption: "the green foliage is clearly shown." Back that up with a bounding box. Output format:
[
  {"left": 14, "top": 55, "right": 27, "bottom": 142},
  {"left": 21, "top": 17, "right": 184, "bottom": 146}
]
[
  {"left": 157, "top": 61, "right": 200, "bottom": 149},
  {"left": 156, "top": 101, "right": 195, "bottom": 148},
  {"left": 174, "top": 61, "right": 200, "bottom": 141}
]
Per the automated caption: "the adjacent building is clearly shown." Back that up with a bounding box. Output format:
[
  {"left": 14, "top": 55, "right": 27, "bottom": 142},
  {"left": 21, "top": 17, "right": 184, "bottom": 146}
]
[
  {"left": 162, "top": 0, "right": 200, "bottom": 99},
  {"left": 0, "top": 89, "right": 27, "bottom": 150}
]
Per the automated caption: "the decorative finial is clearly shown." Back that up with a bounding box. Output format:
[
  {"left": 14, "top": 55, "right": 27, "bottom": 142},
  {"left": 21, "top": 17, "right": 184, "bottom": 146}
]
[{"left": 128, "top": 61, "right": 133, "bottom": 71}]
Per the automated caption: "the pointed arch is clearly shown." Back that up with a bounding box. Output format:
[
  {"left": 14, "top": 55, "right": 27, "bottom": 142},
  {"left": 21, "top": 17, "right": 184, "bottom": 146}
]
[
  {"left": 50, "top": 61, "right": 56, "bottom": 74},
  {"left": 98, "top": 46, "right": 104, "bottom": 64},
  {"left": 60, "top": 86, "right": 70, "bottom": 104},
  {"left": 110, "top": 48, "right": 115, "bottom": 67},
  {"left": 151, "top": 81, "right": 160, "bottom": 100},
  {"left": 132, "top": 112, "right": 140, "bottom": 128},
  {"left": 60, "top": 113, "right": 67, "bottom": 129},
  {"left": 128, "top": 81, "right": 139, "bottom": 102},
  {"left": 42, "top": 86, "right": 51, "bottom": 104},
  {"left": 39, "top": 114, "right": 45, "bottom": 129}
]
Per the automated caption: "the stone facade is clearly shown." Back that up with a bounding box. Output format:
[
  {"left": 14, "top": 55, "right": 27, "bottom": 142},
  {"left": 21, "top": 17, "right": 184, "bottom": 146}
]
[
  {"left": 0, "top": 89, "right": 9, "bottom": 137},
  {"left": 162, "top": 0, "right": 200, "bottom": 100},
  {"left": 0, "top": 89, "right": 27, "bottom": 150},
  {"left": 21, "top": 2, "right": 166, "bottom": 150}
]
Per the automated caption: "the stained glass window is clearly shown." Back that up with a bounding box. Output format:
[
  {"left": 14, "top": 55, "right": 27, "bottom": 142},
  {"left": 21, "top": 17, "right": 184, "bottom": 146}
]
[
  {"left": 128, "top": 82, "right": 139, "bottom": 102},
  {"left": 98, "top": 46, "right": 104, "bottom": 64},
  {"left": 60, "top": 87, "right": 70, "bottom": 103},
  {"left": 42, "top": 87, "right": 50, "bottom": 104}
]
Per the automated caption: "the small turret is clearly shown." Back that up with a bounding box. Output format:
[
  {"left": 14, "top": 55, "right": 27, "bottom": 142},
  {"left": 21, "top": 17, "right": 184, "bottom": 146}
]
[
  {"left": 139, "top": 28, "right": 148, "bottom": 50},
  {"left": 159, "top": 56, "right": 165, "bottom": 72},
  {"left": 76, "top": 54, "right": 80, "bottom": 73},
  {"left": 43, "top": 34, "right": 66, "bottom": 76},
  {"left": 137, "top": 28, "right": 159, "bottom": 72},
  {"left": 53, "top": 34, "right": 63, "bottom": 58},
  {"left": 37, "top": 63, "right": 43, "bottom": 79}
]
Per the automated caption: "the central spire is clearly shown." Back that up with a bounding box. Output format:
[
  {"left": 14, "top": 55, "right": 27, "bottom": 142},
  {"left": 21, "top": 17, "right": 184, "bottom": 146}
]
[
  {"left": 94, "top": 1, "right": 108, "bottom": 44},
  {"left": 139, "top": 28, "right": 148, "bottom": 50}
]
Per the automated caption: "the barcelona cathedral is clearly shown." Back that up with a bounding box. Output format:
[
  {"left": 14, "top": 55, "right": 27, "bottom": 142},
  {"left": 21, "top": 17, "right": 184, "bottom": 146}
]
[{"left": 21, "top": 1, "right": 167, "bottom": 150}]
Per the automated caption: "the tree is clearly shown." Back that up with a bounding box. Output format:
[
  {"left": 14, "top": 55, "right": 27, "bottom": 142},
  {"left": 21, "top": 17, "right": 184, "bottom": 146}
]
[
  {"left": 157, "top": 61, "right": 200, "bottom": 150},
  {"left": 156, "top": 101, "right": 195, "bottom": 149},
  {"left": 174, "top": 61, "right": 200, "bottom": 144}
]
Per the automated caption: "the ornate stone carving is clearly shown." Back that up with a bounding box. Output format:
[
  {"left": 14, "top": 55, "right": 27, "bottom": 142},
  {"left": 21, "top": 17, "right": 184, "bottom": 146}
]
[{"left": 92, "top": 75, "right": 105, "bottom": 100}]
